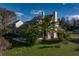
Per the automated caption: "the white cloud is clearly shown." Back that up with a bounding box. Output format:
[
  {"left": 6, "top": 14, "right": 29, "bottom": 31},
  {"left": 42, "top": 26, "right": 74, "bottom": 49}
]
[
  {"left": 70, "top": 15, "right": 79, "bottom": 18},
  {"left": 66, "top": 15, "right": 79, "bottom": 20},
  {"left": 15, "top": 12, "right": 24, "bottom": 16},
  {"left": 61, "top": 3, "right": 66, "bottom": 6},
  {"left": 31, "top": 10, "right": 44, "bottom": 15},
  {"left": 26, "top": 17, "right": 33, "bottom": 21},
  {"left": 70, "top": 15, "right": 79, "bottom": 19},
  {"left": 65, "top": 15, "right": 79, "bottom": 25}
]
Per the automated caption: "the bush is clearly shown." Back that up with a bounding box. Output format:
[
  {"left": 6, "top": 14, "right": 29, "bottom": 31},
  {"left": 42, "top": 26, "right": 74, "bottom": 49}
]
[
  {"left": 58, "top": 30, "right": 64, "bottom": 41},
  {"left": 69, "top": 38, "right": 79, "bottom": 44},
  {"left": 41, "top": 38, "right": 62, "bottom": 44},
  {"left": 39, "top": 45, "right": 53, "bottom": 49},
  {"left": 75, "top": 45, "right": 79, "bottom": 51},
  {"left": 62, "top": 40, "right": 69, "bottom": 44},
  {"left": 54, "top": 44, "right": 61, "bottom": 48},
  {"left": 26, "top": 38, "right": 37, "bottom": 46},
  {"left": 58, "top": 30, "right": 70, "bottom": 41}
]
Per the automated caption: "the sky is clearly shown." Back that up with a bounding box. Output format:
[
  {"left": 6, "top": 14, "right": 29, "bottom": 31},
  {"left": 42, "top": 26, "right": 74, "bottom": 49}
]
[{"left": 0, "top": 3, "right": 79, "bottom": 21}]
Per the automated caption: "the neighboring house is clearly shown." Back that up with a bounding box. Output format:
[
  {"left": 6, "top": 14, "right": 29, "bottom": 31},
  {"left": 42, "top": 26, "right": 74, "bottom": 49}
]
[
  {"left": 11, "top": 20, "right": 24, "bottom": 33},
  {"left": 13, "top": 20, "right": 24, "bottom": 28}
]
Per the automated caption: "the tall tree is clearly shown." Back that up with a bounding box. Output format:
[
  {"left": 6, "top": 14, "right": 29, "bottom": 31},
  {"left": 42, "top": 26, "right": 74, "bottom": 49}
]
[{"left": 0, "top": 8, "right": 16, "bottom": 35}]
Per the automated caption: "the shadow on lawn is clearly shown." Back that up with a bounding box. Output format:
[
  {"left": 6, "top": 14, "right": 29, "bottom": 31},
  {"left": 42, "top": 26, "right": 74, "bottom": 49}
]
[
  {"left": 38, "top": 44, "right": 61, "bottom": 49},
  {"left": 69, "top": 38, "right": 79, "bottom": 52},
  {"left": 10, "top": 40, "right": 28, "bottom": 48},
  {"left": 3, "top": 37, "right": 33, "bottom": 48},
  {"left": 3, "top": 33, "right": 33, "bottom": 48},
  {"left": 69, "top": 38, "right": 79, "bottom": 44},
  {"left": 6, "top": 39, "right": 62, "bottom": 49},
  {"left": 3, "top": 33, "right": 63, "bottom": 49},
  {"left": 38, "top": 45, "right": 53, "bottom": 49}
]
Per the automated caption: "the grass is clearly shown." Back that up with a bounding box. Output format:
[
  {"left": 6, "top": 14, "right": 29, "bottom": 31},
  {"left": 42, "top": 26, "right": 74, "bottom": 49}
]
[
  {"left": 69, "top": 33, "right": 79, "bottom": 43},
  {"left": 1, "top": 41, "right": 79, "bottom": 56},
  {"left": 70, "top": 33, "right": 79, "bottom": 39}
]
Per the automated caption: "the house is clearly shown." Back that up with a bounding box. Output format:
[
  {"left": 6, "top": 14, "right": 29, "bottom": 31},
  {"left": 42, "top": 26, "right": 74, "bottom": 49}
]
[
  {"left": 36, "top": 11, "right": 59, "bottom": 40},
  {"left": 13, "top": 20, "right": 24, "bottom": 28},
  {"left": 11, "top": 20, "right": 24, "bottom": 33},
  {"left": 44, "top": 11, "right": 59, "bottom": 40}
]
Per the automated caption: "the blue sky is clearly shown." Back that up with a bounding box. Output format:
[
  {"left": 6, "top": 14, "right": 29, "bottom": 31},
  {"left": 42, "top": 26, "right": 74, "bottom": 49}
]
[{"left": 0, "top": 3, "right": 79, "bottom": 21}]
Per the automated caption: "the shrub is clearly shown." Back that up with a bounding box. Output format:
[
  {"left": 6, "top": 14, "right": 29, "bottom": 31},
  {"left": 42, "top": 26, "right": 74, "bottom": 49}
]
[
  {"left": 41, "top": 38, "right": 62, "bottom": 44},
  {"left": 26, "top": 38, "right": 37, "bottom": 46},
  {"left": 39, "top": 45, "right": 53, "bottom": 49},
  {"left": 58, "top": 30, "right": 70, "bottom": 41},
  {"left": 62, "top": 40, "right": 69, "bottom": 44},
  {"left": 54, "top": 44, "right": 61, "bottom": 48},
  {"left": 75, "top": 45, "right": 79, "bottom": 51},
  {"left": 58, "top": 30, "right": 64, "bottom": 41}
]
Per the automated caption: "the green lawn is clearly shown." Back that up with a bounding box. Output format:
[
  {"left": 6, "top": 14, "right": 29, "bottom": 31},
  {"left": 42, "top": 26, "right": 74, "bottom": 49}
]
[
  {"left": 70, "top": 33, "right": 79, "bottom": 39},
  {"left": 1, "top": 41, "right": 79, "bottom": 56}
]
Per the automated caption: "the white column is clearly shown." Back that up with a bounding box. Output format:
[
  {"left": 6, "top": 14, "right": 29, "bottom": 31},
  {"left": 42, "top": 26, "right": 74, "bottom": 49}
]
[
  {"left": 53, "top": 11, "right": 58, "bottom": 39},
  {"left": 53, "top": 11, "right": 58, "bottom": 22},
  {"left": 53, "top": 32, "right": 58, "bottom": 38}
]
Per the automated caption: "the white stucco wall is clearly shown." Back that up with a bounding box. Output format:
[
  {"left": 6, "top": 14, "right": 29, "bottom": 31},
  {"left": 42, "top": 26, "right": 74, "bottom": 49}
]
[
  {"left": 47, "top": 32, "right": 51, "bottom": 40},
  {"left": 53, "top": 32, "right": 58, "bottom": 39}
]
